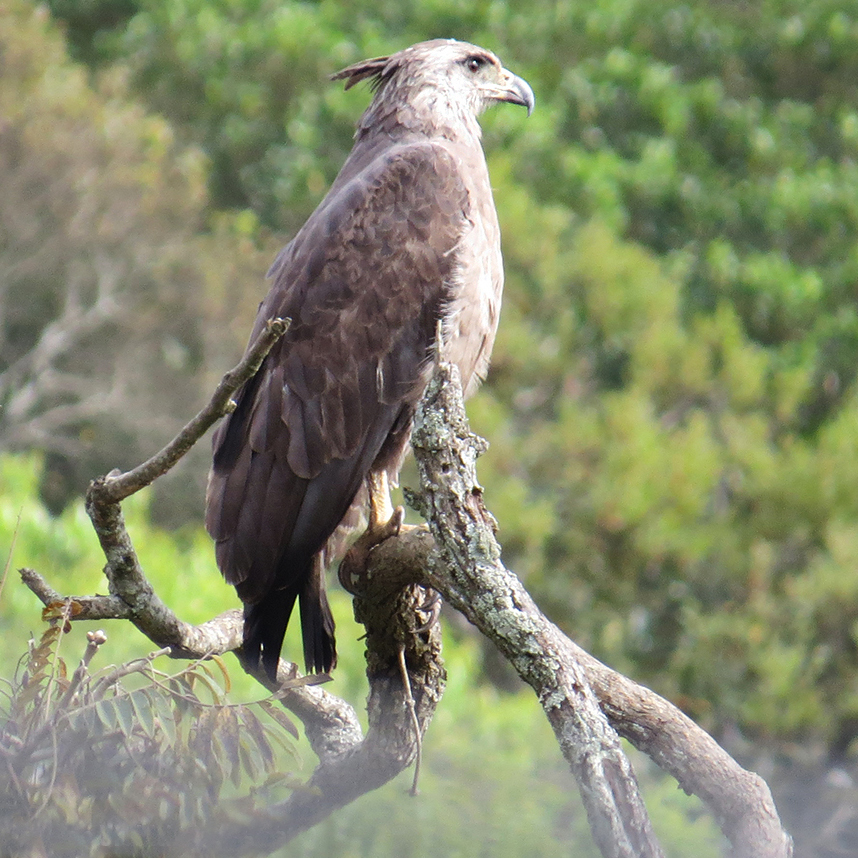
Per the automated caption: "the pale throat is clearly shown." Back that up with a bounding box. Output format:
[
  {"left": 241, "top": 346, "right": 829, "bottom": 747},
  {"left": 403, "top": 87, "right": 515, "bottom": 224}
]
[
  {"left": 410, "top": 86, "right": 484, "bottom": 140},
  {"left": 363, "top": 80, "right": 485, "bottom": 143}
]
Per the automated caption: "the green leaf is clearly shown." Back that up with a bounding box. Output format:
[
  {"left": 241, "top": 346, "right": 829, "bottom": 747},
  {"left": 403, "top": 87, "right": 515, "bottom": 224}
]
[
  {"left": 258, "top": 699, "right": 299, "bottom": 739},
  {"left": 130, "top": 689, "right": 156, "bottom": 739},
  {"left": 95, "top": 699, "right": 118, "bottom": 731},
  {"left": 114, "top": 694, "right": 134, "bottom": 737}
]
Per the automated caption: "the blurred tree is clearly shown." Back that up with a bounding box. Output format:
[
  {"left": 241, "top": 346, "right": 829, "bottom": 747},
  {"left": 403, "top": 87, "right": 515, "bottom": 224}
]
[{"left": 0, "top": 2, "right": 268, "bottom": 520}]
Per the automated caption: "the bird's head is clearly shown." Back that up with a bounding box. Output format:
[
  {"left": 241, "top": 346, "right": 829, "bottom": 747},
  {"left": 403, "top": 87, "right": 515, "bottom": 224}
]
[{"left": 333, "top": 39, "right": 534, "bottom": 140}]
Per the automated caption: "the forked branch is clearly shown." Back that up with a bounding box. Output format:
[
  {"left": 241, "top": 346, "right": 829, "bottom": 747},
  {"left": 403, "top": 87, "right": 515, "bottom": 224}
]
[
  {"left": 18, "top": 330, "right": 792, "bottom": 857},
  {"left": 404, "top": 361, "right": 792, "bottom": 858}
]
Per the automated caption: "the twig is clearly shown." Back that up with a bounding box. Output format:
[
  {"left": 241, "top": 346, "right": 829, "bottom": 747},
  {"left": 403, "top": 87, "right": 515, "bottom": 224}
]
[
  {"left": 92, "top": 647, "right": 173, "bottom": 696},
  {"left": 18, "top": 569, "right": 61, "bottom": 606},
  {"left": 0, "top": 510, "right": 21, "bottom": 604},
  {"left": 19, "top": 569, "right": 130, "bottom": 620},
  {"left": 18, "top": 312, "right": 368, "bottom": 768},
  {"left": 19, "top": 567, "right": 367, "bottom": 766},
  {"left": 16, "top": 309, "right": 443, "bottom": 857},
  {"left": 56, "top": 630, "right": 108, "bottom": 713},
  {"left": 397, "top": 643, "right": 423, "bottom": 796},
  {"left": 95, "top": 316, "right": 289, "bottom": 503}
]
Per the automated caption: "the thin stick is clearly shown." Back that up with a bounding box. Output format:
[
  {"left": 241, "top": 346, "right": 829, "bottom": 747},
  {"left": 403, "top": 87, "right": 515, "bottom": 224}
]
[
  {"left": 56, "top": 630, "right": 108, "bottom": 712},
  {"left": 41, "top": 602, "right": 74, "bottom": 722},
  {"left": 96, "top": 316, "right": 289, "bottom": 503},
  {"left": 397, "top": 643, "right": 422, "bottom": 796}
]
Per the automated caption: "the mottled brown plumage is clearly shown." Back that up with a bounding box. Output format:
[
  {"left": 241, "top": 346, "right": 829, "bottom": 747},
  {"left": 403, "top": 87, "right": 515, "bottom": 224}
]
[{"left": 206, "top": 39, "right": 533, "bottom": 678}]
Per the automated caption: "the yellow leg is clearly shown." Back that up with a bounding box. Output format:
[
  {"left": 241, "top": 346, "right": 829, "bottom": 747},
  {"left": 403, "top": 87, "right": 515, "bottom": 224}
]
[
  {"left": 367, "top": 470, "right": 396, "bottom": 530},
  {"left": 338, "top": 469, "right": 404, "bottom": 594}
]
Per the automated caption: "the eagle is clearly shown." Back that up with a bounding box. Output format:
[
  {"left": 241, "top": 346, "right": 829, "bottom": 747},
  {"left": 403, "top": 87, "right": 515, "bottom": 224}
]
[{"left": 206, "top": 39, "right": 534, "bottom": 679}]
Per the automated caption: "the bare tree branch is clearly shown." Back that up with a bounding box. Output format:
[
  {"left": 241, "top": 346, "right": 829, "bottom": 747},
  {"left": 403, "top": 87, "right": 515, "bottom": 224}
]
[
  {"left": 92, "top": 316, "right": 290, "bottom": 504},
  {"left": 405, "top": 362, "right": 664, "bottom": 858},
  {"left": 0, "top": 256, "right": 120, "bottom": 421},
  {"left": 19, "top": 568, "right": 131, "bottom": 620},
  {"left": 16, "top": 335, "right": 793, "bottom": 856},
  {"left": 53, "top": 317, "right": 288, "bottom": 660},
  {"left": 400, "top": 360, "right": 793, "bottom": 858}
]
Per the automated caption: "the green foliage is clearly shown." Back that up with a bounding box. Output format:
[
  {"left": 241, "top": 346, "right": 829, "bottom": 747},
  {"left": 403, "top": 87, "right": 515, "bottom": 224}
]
[
  {"left": 494, "top": 1, "right": 858, "bottom": 398},
  {"left": 487, "top": 217, "right": 858, "bottom": 752},
  {"left": 48, "top": 0, "right": 507, "bottom": 228},
  {"left": 0, "top": 611, "right": 299, "bottom": 858}
]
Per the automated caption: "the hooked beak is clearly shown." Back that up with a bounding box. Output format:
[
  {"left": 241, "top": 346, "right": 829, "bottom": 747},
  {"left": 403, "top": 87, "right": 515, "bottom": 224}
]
[{"left": 493, "top": 69, "right": 535, "bottom": 116}]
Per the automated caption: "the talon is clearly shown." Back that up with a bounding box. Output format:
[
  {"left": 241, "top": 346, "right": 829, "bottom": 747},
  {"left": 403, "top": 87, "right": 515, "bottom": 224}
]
[
  {"left": 414, "top": 588, "right": 442, "bottom": 633},
  {"left": 338, "top": 469, "right": 405, "bottom": 594},
  {"left": 417, "top": 588, "right": 441, "bottom": 613},
  {"left": 338, "top": 551, "right": 361, "bottom": 593}
]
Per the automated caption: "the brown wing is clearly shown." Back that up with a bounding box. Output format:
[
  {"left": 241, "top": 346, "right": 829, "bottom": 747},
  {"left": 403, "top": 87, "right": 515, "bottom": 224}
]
[{"left": 206, "top": 141, "right": 470, "bottom": 675}]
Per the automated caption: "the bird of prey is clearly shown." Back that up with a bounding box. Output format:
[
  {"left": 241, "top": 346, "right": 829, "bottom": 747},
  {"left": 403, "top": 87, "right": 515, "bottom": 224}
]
[{"left": 206, "top": 39, "right": 533, "bottom": 679}]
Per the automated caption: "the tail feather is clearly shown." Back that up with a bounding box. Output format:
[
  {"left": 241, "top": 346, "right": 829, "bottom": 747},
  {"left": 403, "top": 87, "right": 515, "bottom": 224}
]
[
  {"left": 243, "top": 586, "right": 299, "bottom": 681},
  {"left": 242, "top": 557, "right": 336, "bottom": 680},
  {"left": 300, "top": 558, "right": 337, "bottom": 674}
]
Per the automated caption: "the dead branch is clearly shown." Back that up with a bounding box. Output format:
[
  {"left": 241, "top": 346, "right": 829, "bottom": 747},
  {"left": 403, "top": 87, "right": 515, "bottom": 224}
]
[
  {"left": 73, "top": 317, "right": 287, "bottom": 651},
  {"left": 16, "top": 324, "right": 793, "bottom": 856},
  {"left": 19, "top": 568, "right": 131, "bottom": 620},
  {"left": 92, "top": 316, "right": 290, "bottom": 504},
  {"left": 401, "top": 360, "right": 792, "bottom": 858},
  {"left": 409, "top": 363, "right": 664, "bottom": 858}
]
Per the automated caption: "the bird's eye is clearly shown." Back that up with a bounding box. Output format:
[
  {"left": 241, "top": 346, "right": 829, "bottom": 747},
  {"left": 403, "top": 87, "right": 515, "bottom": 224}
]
[{"left": 465, "top": 55, "right": 485, "bottom": 73}]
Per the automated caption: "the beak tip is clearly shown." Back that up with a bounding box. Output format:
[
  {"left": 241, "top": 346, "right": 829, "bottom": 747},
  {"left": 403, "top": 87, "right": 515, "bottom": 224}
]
[{"left": 511, "top": 73, "right": 535, "bottom": 117}]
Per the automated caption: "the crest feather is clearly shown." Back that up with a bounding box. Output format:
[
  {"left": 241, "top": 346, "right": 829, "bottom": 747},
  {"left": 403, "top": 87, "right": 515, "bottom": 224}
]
[{"left": 331, "top": 56, "right": 393, "bottom": 91}]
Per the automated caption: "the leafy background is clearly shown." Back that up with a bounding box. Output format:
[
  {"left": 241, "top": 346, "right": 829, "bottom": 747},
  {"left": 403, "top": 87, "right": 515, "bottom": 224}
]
[{"left": 4, "top": 0, "right": 858, "bottom": 854}]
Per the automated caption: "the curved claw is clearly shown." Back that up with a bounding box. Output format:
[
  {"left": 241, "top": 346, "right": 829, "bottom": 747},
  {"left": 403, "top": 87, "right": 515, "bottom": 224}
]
[{"left": 414, "top": 588, "right": 443, "bottom": 633}]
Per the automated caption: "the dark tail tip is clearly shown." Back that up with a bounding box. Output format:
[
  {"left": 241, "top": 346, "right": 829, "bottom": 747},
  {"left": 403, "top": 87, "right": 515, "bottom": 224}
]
[
  {"left": 300, "top": 565, "right": 337, "bottom": 674},
  {"left": 243, "top": 589, "right": 298, "bottom": 682},
  {"left": 242, "top": 568, "right": 336, "bottom": 679}
]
